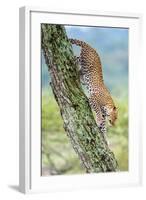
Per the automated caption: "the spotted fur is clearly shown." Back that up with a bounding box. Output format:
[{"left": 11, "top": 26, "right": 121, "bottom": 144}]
[{"left": 69, "top": 38, "right": 118, "bottom": 134}]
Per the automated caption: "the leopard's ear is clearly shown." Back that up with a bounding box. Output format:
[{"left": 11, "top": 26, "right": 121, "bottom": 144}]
[
  {"left": 113, "top": 106, "right": 118, "bottom": 111},
  {"left": 113, "top": 106, "right": 116, "bottom": 110}
]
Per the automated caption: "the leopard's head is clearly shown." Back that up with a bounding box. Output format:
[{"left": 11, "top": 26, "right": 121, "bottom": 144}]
[{"left": 106, "top": 105, "right": 118, "bottom": 126}]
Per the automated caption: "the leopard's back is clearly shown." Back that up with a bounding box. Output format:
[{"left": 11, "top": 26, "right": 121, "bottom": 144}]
[
  {"left": 80, "top": 42, "right": 104, "bottom": 93},
  {"left": 69, "top": 39, "right": 109, "bottom": 94},
  {"left": 70, "top": 38, "right": 118, "bottom": 132}
]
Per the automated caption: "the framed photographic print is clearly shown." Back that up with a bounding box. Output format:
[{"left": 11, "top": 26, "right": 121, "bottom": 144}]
[{"left": 19, "top": 7, "right": 142, "bottom": 193}]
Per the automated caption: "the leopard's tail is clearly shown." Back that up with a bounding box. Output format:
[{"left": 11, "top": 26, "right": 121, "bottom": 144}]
[{"left": 69, "top": 38, "right": 87, "bottom": 48}]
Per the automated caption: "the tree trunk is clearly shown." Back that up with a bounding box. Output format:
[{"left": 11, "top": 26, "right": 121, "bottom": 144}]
[{"left": 41, "top": 24, "right": 118, "bottom": 173}]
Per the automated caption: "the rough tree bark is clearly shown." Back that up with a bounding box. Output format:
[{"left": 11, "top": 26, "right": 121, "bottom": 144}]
[{"left": 41, "top": 24, "right": 118, "bottom": 173}]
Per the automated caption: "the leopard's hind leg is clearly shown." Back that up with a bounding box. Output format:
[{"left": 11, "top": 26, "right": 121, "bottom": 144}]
[
  {"left": 74, "top": 56, "right": 81, "bottom": 65},
  {"left": 73, "top": 56, "right": 86, "bottom": 85}
]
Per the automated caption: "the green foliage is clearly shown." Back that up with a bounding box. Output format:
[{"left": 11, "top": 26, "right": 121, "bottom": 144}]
[
  {"left": 41, "top": 90, "right": 64, "bottom": 133},
  {"left": 41, "top": 89, "right": 128, "bottom": 175},
  {"left": 108, "top": 98, "right": 128, "bottom": 171}
]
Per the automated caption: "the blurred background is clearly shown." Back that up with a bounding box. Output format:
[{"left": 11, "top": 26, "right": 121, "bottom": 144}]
[{"left": 41, "top": 25, "right": 128, "bottom": 176}]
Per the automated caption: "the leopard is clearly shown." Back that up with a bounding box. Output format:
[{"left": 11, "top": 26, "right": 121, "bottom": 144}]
[{"left": 69, "top": 38, "right": 118, "bottom": 134}]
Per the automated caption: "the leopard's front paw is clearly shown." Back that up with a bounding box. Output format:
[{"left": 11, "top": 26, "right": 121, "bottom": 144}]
[{"left": 97, "top": 121, "right": 106, "bottom": 135}]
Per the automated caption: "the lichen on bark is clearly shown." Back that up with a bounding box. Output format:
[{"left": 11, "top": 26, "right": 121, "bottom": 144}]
[{"left": 41, "top": 24, "right": 118, "bottom": 173}]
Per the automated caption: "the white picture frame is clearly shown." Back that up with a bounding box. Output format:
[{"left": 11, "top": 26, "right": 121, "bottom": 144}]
[{"left": 19, "top": 6, "right": 142, "bottom": 194}]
